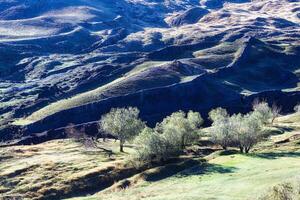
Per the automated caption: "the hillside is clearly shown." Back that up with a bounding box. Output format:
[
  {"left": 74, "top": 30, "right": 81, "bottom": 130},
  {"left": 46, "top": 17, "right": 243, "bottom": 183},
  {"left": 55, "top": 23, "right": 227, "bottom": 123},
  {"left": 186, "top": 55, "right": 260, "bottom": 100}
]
[
  {"left": 0, "top": 113, "right": 300, "bottom": 200},
  {"left": 0, "top": 0, "right": 300, "bottom": 140}
]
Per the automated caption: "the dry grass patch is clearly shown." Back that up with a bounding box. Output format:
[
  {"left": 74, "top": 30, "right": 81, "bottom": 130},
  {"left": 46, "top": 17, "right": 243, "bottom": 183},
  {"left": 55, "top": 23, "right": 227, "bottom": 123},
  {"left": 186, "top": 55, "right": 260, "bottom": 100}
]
[{"left": 0, "top": 139, "right": 133, "bottom": 200}]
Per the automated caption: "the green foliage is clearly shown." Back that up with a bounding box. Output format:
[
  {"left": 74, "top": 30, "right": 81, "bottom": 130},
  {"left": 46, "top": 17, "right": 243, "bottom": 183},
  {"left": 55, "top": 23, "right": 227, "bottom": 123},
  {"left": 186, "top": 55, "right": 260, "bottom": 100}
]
[
  {"left": 209, "top": 112, "right": 239, "bottom": 150},
  {"left": 132, "top": 110, "right": 203, "bottom": 164},
  {"left": 208, "top": 107, "right": 265, "bottom": 153},
  {"left": 208, "top": 107, "right": 229, "bottom": 122},
  {"left": 100, "top": 107, "right": 145, "bottom": 152},
  {"left": 252, "top": 100, "right": 273, "bottom": 125},
  {"left": 133, "top": 127, "right": 177, "bottom": 165},
  {"left": 156, "top": 110, "right": 203, "bottom": 150},
  {"left": 233, "top": 112, "right": 264, "bottom": 153}
]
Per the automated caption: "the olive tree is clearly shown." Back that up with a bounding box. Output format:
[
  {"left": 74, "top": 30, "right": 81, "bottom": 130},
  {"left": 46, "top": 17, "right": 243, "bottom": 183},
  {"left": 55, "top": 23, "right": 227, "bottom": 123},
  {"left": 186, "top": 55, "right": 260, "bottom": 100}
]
[
  {"left": 208, "top": 108, "right": 234, "bottom": 150},
  {"left": 252, "top": 100, "right": 272, "bottom": 125},
  {"left": 209, "top": 107, "right": 265, "bottom": 153},
  {"left": 208, "top": 107, "right": 228, "bottom": 122},
  {"left": 271, "top": 103, "right": 282, "bottom": 124},
  {"left": 133, "top": 127, "right": 172, "bottom": 164},
  {"left": 100, "top": 107, "right": 145, "bottom": 152},
  {"left": 232, "top": 112, "right": 264, "bottom": 153},
  {"left": 155, "top": 110, "right": 203, "bottom": 150}
]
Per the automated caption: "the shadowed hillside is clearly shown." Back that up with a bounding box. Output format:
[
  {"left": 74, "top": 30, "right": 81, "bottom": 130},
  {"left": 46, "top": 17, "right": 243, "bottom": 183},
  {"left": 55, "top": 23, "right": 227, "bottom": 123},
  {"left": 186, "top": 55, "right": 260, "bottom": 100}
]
[{"left": 0, "top": 0, "right": 300, "bottom": 141}]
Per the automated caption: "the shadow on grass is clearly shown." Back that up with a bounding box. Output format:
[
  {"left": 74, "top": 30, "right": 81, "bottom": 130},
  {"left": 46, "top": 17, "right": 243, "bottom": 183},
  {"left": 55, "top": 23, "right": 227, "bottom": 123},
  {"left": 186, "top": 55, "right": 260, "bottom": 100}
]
[
  {"left": 247, "top": 151, "right": 300, "bottom": 159},
  {"left": 144, "top": 159, "right": 237, "bottom": 182},
  {"left": 178, "top": 163, "right": 237, "bottom": 177},
  {"left": 272, "top": 126, "right": 295, "bottom": 133}
]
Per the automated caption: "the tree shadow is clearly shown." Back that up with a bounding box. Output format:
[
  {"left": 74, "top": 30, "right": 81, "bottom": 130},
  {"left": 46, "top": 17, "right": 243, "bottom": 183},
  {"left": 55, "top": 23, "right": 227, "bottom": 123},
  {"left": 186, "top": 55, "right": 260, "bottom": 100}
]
[
  {"left": 178, "top": 163, "right": 237, "bottom": 177},
  {"left": 272, "top": 126, "right": 295, "bottom": 133},
  {"left": 144, "top": 159, "right": 237, "bottom": 182},
  {"left": 246, "top": 151, "right": 300, "bottom": 160}
]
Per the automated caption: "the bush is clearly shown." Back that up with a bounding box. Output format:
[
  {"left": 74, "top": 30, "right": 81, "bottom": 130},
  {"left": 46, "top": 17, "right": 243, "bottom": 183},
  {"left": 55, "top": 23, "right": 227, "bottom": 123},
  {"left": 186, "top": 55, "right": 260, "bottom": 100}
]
[
  {"left": 258, "top": 178, "right": 300, "bottom": 200},
  {"left": 100, "top": 107, "right": 145, "bottom": 152}
]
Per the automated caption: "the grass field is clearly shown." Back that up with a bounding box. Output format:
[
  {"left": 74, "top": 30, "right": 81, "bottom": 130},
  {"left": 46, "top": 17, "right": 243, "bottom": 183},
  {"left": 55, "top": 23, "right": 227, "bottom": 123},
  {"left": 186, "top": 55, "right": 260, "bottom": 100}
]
[
  {"left": 68, "top": 134, "right": 300, "bottom": 200},
  {"left": 0, "top": 139, "right": 136, "bottom": 199},
  {"left": 1, "top": 114, "right": 300, "bottom": 200}
]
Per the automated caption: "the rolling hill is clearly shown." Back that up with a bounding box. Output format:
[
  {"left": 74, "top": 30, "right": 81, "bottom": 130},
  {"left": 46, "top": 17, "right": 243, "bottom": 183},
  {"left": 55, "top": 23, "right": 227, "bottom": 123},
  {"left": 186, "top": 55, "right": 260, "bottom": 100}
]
[{"left": 0, "top": 0, "right": 300, "bottom": 140}]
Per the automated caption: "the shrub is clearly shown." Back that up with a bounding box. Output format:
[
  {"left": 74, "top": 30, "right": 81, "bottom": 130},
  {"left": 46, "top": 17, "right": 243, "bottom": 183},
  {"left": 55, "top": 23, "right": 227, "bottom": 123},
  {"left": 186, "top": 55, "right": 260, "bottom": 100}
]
[
  {"left": 65, "top": 124, "right": 86, "bottom": 142},
  {"left": 100, "top": 107, "right": 145, "bottom": 152},
  {"left": 258, "top": 178, "right": 300, "bottom": 200}
]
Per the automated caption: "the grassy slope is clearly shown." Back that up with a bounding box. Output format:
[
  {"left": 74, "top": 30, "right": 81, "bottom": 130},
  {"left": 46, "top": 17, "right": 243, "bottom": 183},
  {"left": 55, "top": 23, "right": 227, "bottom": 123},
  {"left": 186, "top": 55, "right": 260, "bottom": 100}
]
[
  {"left": 1, "top": 113, "right": 300, "bottom": 200},
  {"left": 13, "top": 61, "right": 169, "bottom": 126},
  {"left": 69, "top": 114, "right": 300, "bottom": 200},
  {"left": 70, "top": 140, "right": 300, "bottom": 200},
  {"left": 0, "top": 139, "right": 134, "bottom": 199}
]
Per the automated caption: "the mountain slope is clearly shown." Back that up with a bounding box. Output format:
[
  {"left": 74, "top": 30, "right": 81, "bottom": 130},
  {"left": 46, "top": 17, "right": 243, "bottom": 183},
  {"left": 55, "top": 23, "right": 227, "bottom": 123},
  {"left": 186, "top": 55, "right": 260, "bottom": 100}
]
[{"left": 0, "top": 0, "right": 300, "bottom": 140}]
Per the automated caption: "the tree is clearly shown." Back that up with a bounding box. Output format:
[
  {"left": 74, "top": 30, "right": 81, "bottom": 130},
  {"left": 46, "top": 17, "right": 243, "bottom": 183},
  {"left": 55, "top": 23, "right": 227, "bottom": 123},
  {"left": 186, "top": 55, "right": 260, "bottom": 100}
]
[
  {"left": 252, "top": 100, "right": 272, "bottom": 125},
  {"left": 208, "top": 107, "right": 228, "bottom": 122},
  {"left": 100, "top": 107, "right": 145, "bottom": 152},
  {"left": 209, "top": 115, "right": 236, "bottom": 150},
  {"left": 232, "top": 112, "right": 264, "bottom": 153},
  {"left": 133, "top": 127, "right": 171, "bottom": 164},
  {"left": 155, "top": 110, "right": 203, "bottom": 150},
  {"left": 271, "top": 103, "right": 282, "bottom": 124},
  {"left": 209, "top": 108, "right": 265, "bottom": 153},
  {"left": 208, "top": 108, "right": 235, "bottom": 150}
]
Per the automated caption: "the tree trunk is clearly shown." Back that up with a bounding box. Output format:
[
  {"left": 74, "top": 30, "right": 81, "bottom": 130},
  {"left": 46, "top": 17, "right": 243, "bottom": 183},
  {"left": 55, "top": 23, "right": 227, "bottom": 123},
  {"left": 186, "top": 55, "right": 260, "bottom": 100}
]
[
  {"left": 271, "top": 117, "right": 275, "bottom": 125},
  {"left": 120, "top": 140, "right": 124, "bottom": 152},
  {"left": 181, "top": 136, "right": 185, "bottom": 150},
  {"left": 239, "top": 146, "right": 244, "bottom": 153},
  {"left": 245, "top": 146, "right": 251, "bottom": 154}
]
